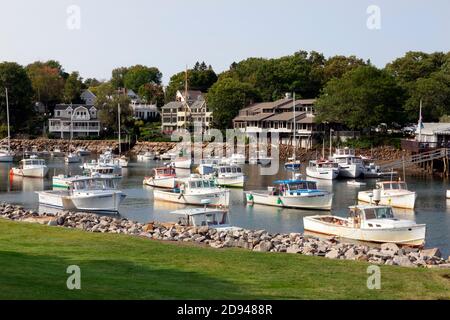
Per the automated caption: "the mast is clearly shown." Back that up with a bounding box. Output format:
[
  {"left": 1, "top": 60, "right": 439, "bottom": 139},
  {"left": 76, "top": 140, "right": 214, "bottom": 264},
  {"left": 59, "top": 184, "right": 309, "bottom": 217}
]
[
  {"left": 70, "top": 104, "right": 73, "bottom": 152},
  {"left": 5, "top": 88, "right": 10, "bottom": 153},
  {"left": 293, "top": 92, "right": 296, "bottom": 160},
  {"left": 118, "top": 103, "right": 121, "bottom": 156},
  {"left": 418, "top": 99, "right": 423, "bottom": 142}
]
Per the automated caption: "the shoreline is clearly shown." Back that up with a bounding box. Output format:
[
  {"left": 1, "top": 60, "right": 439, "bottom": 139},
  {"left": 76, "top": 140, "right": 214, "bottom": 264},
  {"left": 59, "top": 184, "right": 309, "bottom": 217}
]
[{"left": 1, "top": 202, "right": 448, "bottom": 269}]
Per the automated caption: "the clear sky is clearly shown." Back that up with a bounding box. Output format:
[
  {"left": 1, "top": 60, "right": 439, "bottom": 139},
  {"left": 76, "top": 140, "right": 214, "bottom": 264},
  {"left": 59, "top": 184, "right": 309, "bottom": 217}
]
[{"left": 1, "top": 0, "right": 449, "bottom": 84}]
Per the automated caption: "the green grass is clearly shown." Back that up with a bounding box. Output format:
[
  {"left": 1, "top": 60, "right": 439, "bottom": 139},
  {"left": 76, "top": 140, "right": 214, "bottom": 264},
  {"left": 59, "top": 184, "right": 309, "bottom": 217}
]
[{"left": 0, "top": 219, "right": 449, "bottom": 300}]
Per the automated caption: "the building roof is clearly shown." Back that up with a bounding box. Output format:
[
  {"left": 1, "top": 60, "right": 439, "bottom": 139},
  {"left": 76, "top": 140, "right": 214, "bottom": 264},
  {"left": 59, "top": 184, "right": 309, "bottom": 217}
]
[
  {"left": 54, "top": 104, "right": 95, "bottom": 111},
  {"left": 162, "top": 101, "right": 184, "bottom": 109},
  {"left": 233, "top": 113, "right": 274, "bottom": 122},
  {"left": 417, "top": 123, "right": 450, "bottom": 135}
]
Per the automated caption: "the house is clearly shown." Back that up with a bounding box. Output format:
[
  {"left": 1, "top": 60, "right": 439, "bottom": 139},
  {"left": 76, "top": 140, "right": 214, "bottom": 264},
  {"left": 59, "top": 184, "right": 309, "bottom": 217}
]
[
  {"left": 402, "top": 122, "right": 450, "bottom": 152},
  {"left": 161, "top": 90, "right": 212, "bottom": 134},
  {"left": 48, "top": 104, "right": 101, "bottom": 138},
  {"left": 48, "top": 89, "right": 100, "bottom": 138},
  {"left": 130, "top": 101, "right": 159, "bottom": 121},
  {"left": 233, "top": 96, "right": 323, "bottom": 148}
]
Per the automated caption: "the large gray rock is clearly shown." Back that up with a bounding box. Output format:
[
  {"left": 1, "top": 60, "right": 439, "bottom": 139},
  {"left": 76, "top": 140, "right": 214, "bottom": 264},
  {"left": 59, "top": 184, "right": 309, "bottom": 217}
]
[
  {"left": 380, "top": 243, "right": 399, "bottom": 253},
  {"left": 286, "top": 245, "right": 302, "bottom": 254},
  {"left": 325, "top": 249, "right": 340, "bottom": 259},
  {"left": 253, "top": 240, "right": 273, "bottom": 252},
  {"left": 393, "top": 256, "right": 415, "bottom": 267}
]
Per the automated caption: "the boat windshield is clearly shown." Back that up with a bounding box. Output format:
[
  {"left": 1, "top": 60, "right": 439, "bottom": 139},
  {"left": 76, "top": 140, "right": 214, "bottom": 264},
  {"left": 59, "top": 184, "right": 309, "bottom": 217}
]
[
  {"left": 364, "top": 207, "right": 395, "bottom": 220},
  {"left": 73, "top": 179, "right": 116, "bottom": 190},
  {"left": 189, "top": 180, "right": 216, "bottom": 188},
  {"left": 380, "top": 182, "right": 407, "bottom": 190},
  {"left": 23, "top": 159, "right": 44, "bottom": 166},
  {"left": 288, "top": 181, "right": 317, "bottom": 190}
]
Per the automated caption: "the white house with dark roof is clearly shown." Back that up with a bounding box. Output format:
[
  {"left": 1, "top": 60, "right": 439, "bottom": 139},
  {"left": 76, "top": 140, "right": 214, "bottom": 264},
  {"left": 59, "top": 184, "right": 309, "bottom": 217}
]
[{"left": 49, "top": 104, "right": 101, "bottom": 138}]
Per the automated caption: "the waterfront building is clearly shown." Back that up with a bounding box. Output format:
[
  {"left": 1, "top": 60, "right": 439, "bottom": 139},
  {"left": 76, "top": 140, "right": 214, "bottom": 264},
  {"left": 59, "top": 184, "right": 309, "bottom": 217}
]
[{"left": 161, "top": 90, "right": 212, "bottom": 134}]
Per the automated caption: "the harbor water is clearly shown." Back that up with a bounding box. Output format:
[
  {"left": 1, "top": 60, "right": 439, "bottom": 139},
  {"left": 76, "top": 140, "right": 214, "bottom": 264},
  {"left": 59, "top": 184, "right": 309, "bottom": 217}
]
[{"left": 0, "top": 157, "right": 449, "bottom": 257}]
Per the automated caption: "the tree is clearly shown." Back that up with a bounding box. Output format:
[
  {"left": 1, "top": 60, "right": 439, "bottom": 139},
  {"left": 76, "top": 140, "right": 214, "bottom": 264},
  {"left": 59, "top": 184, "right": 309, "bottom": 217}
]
[
  {"left": 63, "top": 71, "right": 83, "bottom": 103},
  {"left": 404, "top": 71, "right": 450, "bottom": 122},
  {"left": 315, "top": 66, "right": 404, "bottom": 130},
  {"left": 123, "top": 65, "right": 162, "bottom": 92},
  {"left": 323, "top": 55, "right": 367, "bottom": 82},
  {"left": 84, "top": 78, "right": 101, "bottom": 88},
  {"left": 207, "top": 78, "right": 259, "bottom": 130},
  {"left": 111, "top": 67, "right": 128, "bottom": 89},
  {"left": 138, "top": 83, "right": 165, "bottom": 107},
  {"left": 0, "top": 62, "right": 35, "bottom": 134},
  {"left": 96, "top": 92, "right": 132, "bottom": 136},
  {"left": 165, "top": 63, "right": 218, "bottom": 102},
  {"left": 26, "top": 61, "right": 65, "bottom": 106}
]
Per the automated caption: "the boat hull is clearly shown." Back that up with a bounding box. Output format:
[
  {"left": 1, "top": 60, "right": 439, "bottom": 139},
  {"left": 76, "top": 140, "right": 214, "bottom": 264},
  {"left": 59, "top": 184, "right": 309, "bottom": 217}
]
[
  {"left": 153, "top": 189, "right": 230, "bottom": 207},
  {"left": 11, "top": 166, "right": 48, "bottom": 178},
  {"left": 216, "top": 175, "right": 244, "bottom": 188},
  {"left": 306, "top": 167, "right": 339, "bottom": 180},
  {"left": 143, "top": 177, "right": 176, "bottom": 189},
  {"left": 337, "top": 164, "right": 362, "bottom": 178},
  {"left": 303, "top": 216, "right": 425, "bottom": 246},
  {"left": 245, "top": 191, "right": 333, "bottom": 210},
  {"left": 358, "top": 191, "right": 416, "bottom": 209},
  {"left": 173, "top": 159, "right": 192, "bottom": 169}
]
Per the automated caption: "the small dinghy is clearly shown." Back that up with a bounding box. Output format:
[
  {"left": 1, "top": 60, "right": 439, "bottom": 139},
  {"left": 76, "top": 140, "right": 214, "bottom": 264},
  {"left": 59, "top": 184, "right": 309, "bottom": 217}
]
[{"left": 347, "top": 180, "right": 367, "bottom": 186}]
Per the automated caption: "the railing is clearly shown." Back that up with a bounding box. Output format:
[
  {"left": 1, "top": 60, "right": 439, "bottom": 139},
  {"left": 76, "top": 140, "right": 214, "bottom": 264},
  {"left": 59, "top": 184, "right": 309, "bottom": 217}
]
[{"left": 380, "top": 148, "right": 450, "bottom": 170}]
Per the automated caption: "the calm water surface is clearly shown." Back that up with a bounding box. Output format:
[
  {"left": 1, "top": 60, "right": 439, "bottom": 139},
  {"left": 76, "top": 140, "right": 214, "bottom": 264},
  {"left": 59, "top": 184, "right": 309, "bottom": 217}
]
[{"left": 0, "top": 157, "right": 449, "bottom": 256}]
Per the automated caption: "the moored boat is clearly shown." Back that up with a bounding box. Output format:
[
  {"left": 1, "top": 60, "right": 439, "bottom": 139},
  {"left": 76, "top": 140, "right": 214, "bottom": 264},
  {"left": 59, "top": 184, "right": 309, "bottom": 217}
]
[
  {"left": 303, "top": 204, "right": 426, "bottom": 246},
  {"left": 214, "top": 164, "right": 245, "bottom": 188},
  {"left": 143, "top": 166, "right": 176, "bottom": 189},
  {"left": 306, "top": 160, "right": 339, "bottom": 180},
  {"left": 65, "top": 152, "right": 81, "bottom": 163},
  {"left": 10, "top": 157, "right": 48, "bottom": 178},
  {"left": 358, "top": 180, "right": 416, "bottom": 209},
  {"left": 331, "top": 147, "right": 364, "bottom": 178},
  {"left": 137, "top": 151, "right": 156, "bottom": 161},
  {"left": 153, "top": 175, "right": 230, "bottom": 207},
  {"left": 76, "top": 147, "right": 91, "bottom": 156},
  {"left": 245, "top": 179, "right": 333, "bottom": 210},
  {"left": 37, "top": 176, "right": 126, "bottom": 213}
]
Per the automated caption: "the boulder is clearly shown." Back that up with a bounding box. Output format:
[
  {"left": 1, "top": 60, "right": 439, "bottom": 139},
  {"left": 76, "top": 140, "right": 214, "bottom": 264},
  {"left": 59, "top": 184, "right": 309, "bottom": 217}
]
[
  {"left": 420, "top": 248, "right": 441, "bottom": 258},
  {"left": 393, "top": 256, "right": 415, "bottom": 267},
  {"left": 380, "top": 243, "right": 399, "bottom": 253},
  {"left": 325, "top": 249, "right": 340, "bottom": 259},
  {"left": 286, "top": 245, "right": 302, "bottom": 254}
]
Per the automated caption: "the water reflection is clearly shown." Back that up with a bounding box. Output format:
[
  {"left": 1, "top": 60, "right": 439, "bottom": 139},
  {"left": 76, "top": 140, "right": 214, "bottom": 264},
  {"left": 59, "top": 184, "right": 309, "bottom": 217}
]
[{"left": 0, "top": 157, "right": 448, "bottom": 256}]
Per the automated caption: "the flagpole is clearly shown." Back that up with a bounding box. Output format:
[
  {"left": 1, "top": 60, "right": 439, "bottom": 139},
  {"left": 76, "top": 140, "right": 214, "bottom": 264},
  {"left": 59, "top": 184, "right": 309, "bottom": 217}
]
[{"left": 418, "top": 99, "right": 422, "bottom": 142}]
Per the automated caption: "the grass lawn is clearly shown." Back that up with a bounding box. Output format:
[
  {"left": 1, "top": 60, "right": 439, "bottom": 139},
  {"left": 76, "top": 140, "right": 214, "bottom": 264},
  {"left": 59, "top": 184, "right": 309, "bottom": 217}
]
[{"left": 0, "top": 218, "right": 449, "bottom": 300}]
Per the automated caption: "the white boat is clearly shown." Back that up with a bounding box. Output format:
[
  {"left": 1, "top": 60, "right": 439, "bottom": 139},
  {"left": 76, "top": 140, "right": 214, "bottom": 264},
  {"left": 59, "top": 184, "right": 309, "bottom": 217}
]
[
  {"left": 10, "top": 157, "right": 48, "bottom": 178},
  {"left": 37, "top": 176, "right": 126, "bottom": 213},
  {"left": 65, "top": 152, "right": 81, "bottom": 163},
  {"left": 83, "top": 162, "right": 122, "bottom": 178},
  {"left": 0, "top": 146, "right": 13, "bottom": 162},
  {"left": 358, "top": 180, "right": 416, "bottom": 209},
  {"left": 159, "top": 151, "right": 177, "bottom": 160},
  {"left": 303, "top": 204, "right": 426, "bottom": 246},
  {"left": 347, "top": 180, "right": 367, "bottom": 186},
  {"left": 230, "top": 153, "right": 246, "bottom": 164},
  {"left": 76, "top": 147, "right": 90, "bottom": 156},
  {"left": 171, "top": 203, "right": 239, "bottom": 231},
  {"left": 331, "top": 148, "right": 364, "bottom": 178},
  {"left": 117, "top": 155, "right": 129, "bottom": 167},
  {"left": 143, "top": 166, "right": 176, "bottom": 189},
  {"left": 198, "top": 157, "right": 221, "bottom": 175},
  {"left": 306, "top": 160, "right": 339, "bottom": 180},
  {"left": 447, "top": 190, "right": 450, "bottom": 199},
  {"left": 245, "top": 179, "right": 333, "bottom": 210},
  {"left": 51, "top": 148, "right": 65, "bottom": 157},
  {"left": 52, "top": 174, "right": 81, "bottom": 188},
  {"left": 249, "top": 150, "right": 272, "bottom": 166},
  {"left": 0, "top": 89, "right": 13, "bottom": 162},
  {"left": 172, "top": 157, "right": 192, "bottom": 169},
  {"left": 362, "top": 162, "right": 397, "bottom": 178},
  {"left": 214, "top": 164, "right": 245, "bottom": 188},
  {"left": 153, "top": 175, "right": 230, "bottom": 207},
  {"left": 137, "top": 151, "right": 156, "bottom": 161}
]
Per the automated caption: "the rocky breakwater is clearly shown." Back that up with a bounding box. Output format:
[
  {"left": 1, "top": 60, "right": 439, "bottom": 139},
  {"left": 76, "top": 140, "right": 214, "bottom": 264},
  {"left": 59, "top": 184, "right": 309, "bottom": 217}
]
[
  {"left": 4, "top": 138, "right": 120, "bottom": 154},
  {"left": 131, "top": 141, "right": 178, "bottom": 155},
  {"left": 1, "top": 202, "right": 449, "bottom": 269}
]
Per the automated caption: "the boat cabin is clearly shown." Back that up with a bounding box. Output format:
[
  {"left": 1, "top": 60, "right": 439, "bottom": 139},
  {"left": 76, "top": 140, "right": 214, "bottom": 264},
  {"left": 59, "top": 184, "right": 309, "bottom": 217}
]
[
  {"left": 171, "top": 208, "right": 231, "bottom": 229},
  {"left": 270, "top": 179, "right": 318, "bottom": 195},
  {"left": 216, "top": 165, "right": 243, "bottom": 175},
  {"left": 69, "top": 177, "right": 118, "bottom": 192},
  {"left": 20, "top": 158, "right": 45, "bottom": 167},
  {"left": 154, "top": 166, "right": 176, "bottom": 177},
  {"left": 348, "top": 205, "right": 395, "bottom": 227},
  {"left": 376, "top": 181, "right": 408, "bottom": 191},
  {"left": 309, "top": 160, "right": 339, "bottom": 169}
]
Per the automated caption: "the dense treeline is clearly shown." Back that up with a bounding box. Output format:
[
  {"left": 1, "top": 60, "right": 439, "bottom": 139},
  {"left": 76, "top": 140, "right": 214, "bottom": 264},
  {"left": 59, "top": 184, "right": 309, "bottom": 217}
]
[{"left": 1, "top": 50, "right": 450, "bottom": 136}]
